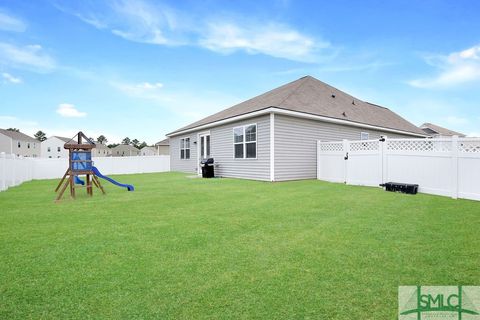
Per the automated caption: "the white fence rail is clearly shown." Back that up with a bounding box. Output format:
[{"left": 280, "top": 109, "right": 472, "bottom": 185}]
[
  {"left": 317, "top": 137, "right": 480, "bottom": 201},
  {"left": 0, "top": 154, "right": 170, "bottom": 192}
]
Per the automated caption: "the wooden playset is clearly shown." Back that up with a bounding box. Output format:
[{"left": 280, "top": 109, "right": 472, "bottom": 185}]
[{"left": 54, "top": 132, "right": 105, "bottom": 201}]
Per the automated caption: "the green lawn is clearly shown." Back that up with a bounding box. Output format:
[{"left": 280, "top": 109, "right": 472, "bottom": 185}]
[{"left": 0, "top": 172, "right": 478, "bottom": 319}]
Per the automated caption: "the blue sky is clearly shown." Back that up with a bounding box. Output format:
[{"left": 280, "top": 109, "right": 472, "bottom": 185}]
[{"left": 0, "top": 0, "right": 479, "bottom": 143}]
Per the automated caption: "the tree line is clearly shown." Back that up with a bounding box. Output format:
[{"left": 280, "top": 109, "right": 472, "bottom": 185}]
[{"left": 7, "top": 129, "right": 151, "bottom": 150}]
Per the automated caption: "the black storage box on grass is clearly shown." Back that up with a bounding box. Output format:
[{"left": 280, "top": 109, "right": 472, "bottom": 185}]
[
  {"left": 200, "top": 158, "right": 215, "bottom": 178},
  {"left": 380, "top": 182, "right": 419, "bottom": 195}
]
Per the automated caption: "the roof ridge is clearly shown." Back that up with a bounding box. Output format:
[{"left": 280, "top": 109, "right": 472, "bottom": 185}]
[
  {"left": 276, "top": 76, "right": 310, "bottom": 106},
  {"left": 365, "top": 101, "right": 389, "bottom": 110}
]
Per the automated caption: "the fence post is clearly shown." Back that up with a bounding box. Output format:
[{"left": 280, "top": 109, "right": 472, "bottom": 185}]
[
  {"left": 451, "top": 135, "right": 459, "bottom": 199},
  {"left": 0, "top": 152, "right": 5, "bottom": 191},
  {"left": 343, "top": 139, "right": 349, "bottom": 184},
  {"left": 317, "top": 140, "right": 321, "bottom": 180},
  {"left": 381, "top": 136, "right": 388, "bottom": 185}
]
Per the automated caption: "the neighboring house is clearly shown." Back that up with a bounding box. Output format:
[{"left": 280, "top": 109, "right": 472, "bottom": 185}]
[
  {"left": 140, "top": 146, "right": 157, "bottom": 156},
  {"left": 92, "top": 143, "right": 111, "bottom": 157},
  {"left": 0, "top": 129, "right": 39, "bottom": 157},
  {"left": 167, "top": 76, "right": 426, "bottom": 181},
  {"left": 41, "top": 136, "right": 70, "bottom": 158},
  {"left": 111, "top": 144, "right": 140, "bottom": 157},
  {"left": 420, "top": 123, "right": 466, "bottom": 138},
  {"left": 155, "top": 138, "right": 170, "bottom": 155}
]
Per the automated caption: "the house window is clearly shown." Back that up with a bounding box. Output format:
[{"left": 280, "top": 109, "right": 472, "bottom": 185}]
[
  {"left": 57, "top": 147, "right": 61, "bottom": 152},
  {"left": 234, "top": 124, "right": 257, "bottom": 159},
  {"left": 48, "top": 147, "right": 51, "bottom": 152},
  {"left": 360, "top": 132, "right": 369, "bottom": 140},
  {"left": 27, "top": 143, "right": 30, "bottom": 149},
  {"left": 180, "top": 138, "right": 190, "bottom": 159}
]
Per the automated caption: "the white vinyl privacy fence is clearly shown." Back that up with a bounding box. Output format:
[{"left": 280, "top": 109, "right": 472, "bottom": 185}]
[
  {"left": 317, "top": 137, "right": 480, "bottom": 201},
  {"left": 0, "top": 154, "right": 170, "bottom": 192}
]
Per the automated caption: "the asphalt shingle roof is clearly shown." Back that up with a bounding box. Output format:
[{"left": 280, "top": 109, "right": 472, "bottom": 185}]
[
  {"left": 0, "top": 129, "right": 37, "bottom": 142},
  {"left": 155, "top": 138, "right": 169, "bottom": 146},
  {"left": 168, "top": 76, "right": 425, "bottom": 136},
  {"left": 53, "top": 136, "right": 72, "bottom": 143},
  {"left": 420, "top": 123, "right": 466, "bottom": 137}
]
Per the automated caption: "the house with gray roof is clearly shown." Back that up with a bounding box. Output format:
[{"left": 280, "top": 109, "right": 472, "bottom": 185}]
[
  {"left": 41, "top": 136, "right": 112, "bottom": 158},
  {"left": 420, "top": 123, "right": 466, "bottom": 138},
  {"left": 140, "top": 146, "right": 157, "bottom": 156},
  {"left": 111, "top": 144, "right": 140, "bottom": 157},
  {"left": 0, "top": 129, "right": 39, "bottom": 157},
  {"left": 92, "top": 142, "right": 111, "bottom": 157},
  {"left": 167, "top": 76, "right": 426, "bottom": 181},
  {"left": 41, "top": 136, "right": 71, "bottom": 158},
  {"left": 155, "top": 138, "right": 170, "bottom": 155}
]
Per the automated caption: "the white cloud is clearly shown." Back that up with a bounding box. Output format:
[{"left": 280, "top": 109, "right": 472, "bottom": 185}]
[
  {"left": 409, "top": 44, "right": 480, "bottom": 88},
  {"left": 111, "top": 80, "right": 240, "bottom": 120},
  {"left": 0, "top": 42, "right": 56, "bottom": 72},
  {"left": 56, "top": 103, "right": 87, "bottom": 118},
  {"left": 108, "top": 0, "right": 181, "bottom": 45},
  {"left": 0, "top": 10, "right": 26, "bottom": 32},
  {"left": 57, "top": 0, "right": 328, "bottom": 62},
  {"left": 467, "top": 132, "right": 480, "bottom": 137},
  {"left": 136, "top": 82, "right": 163, "bottom": 89},
  {"left": 199, "top": 21, "right": 326, "bottom": 62},
  {"left": 111, "top": 81, "right": 166, "bottom": 101},
  {"left": 1, "top": 72, "right": 22, "bottom": 84},
  {"left": 56, "top": 0, "right": 184, "bottom": 45}
]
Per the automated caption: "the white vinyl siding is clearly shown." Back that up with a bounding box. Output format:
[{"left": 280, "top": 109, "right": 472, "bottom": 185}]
[
  {"left": 170, "top": 136, "right": 197, "bottom": 173},
  {"left": 170, "top": 115, "right": 270, "bottom": 179},
  {"left": 171, "top": 113, "right": 412, "bottom": 182},
  {"left": 274, "top": 115, "right": 412, "bottom": 181}
]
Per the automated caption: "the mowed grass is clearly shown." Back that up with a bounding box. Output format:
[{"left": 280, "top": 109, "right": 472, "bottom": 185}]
[{"left": 0, "top": 172, "right": 479, "bottom": 319}]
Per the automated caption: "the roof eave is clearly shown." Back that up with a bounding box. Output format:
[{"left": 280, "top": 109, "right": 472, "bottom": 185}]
[{"left": 167, "top": 107, "right": 427, "bottom": 138}]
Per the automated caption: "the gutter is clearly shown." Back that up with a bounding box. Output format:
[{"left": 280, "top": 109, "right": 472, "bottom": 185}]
[{"left": 167, "top": 107, "right": 427, "bottom": 138}]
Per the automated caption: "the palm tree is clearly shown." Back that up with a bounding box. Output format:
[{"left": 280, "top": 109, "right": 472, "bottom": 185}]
[
  {"left": 97, "top": 135, "right": 107, "bottom": 145},
  {"left": 131, "top": 139, "right": 140, "bottom": 148},
  {"left": 122, "top": 137, "right": 131, "bottom": 145},
  {"left": 34, "top": 130, "right": 47, "bottom": 142}
]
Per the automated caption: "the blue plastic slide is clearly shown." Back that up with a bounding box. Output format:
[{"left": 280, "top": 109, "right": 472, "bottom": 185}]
[
  {"left": 74, "top": 176, "right": 84, "bottom": 185},
  {"left": 92, "top": 166, "right": 134, "bottom": 191}
]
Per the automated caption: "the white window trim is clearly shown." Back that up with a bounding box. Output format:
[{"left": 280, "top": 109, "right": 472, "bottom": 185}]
[
  {"left": 360, "top": 132, "right": 370, "bottom": 140},
  {"left": 233, "top": 123, "right": 257, "bottom": 160},
  {"left": 198, "top": 131, "right": 211, "bottom": 160},
  {"left": 180, "top": 136, "right": 191, "bottom": 160}
]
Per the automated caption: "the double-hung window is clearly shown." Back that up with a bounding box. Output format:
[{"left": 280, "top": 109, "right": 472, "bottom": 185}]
[
  {"left": 234, "top": 124, "right": 257, "bottom": 159},
  {"left": 180, "top": 137, "right": 190, "bottom": 159}
]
